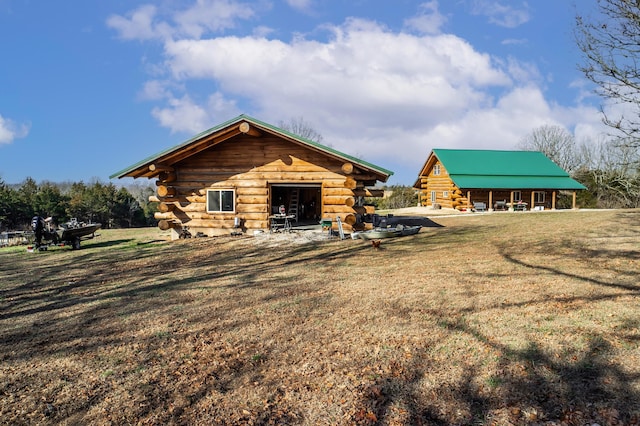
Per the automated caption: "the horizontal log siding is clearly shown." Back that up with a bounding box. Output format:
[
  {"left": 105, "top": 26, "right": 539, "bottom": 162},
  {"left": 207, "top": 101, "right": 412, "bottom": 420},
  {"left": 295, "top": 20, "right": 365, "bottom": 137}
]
[
  {"left": 418, "top": 161, "right": 469, "bottom": 209},
  {"left": 156, "top": 135, "right": 361, "bottom": 235}
]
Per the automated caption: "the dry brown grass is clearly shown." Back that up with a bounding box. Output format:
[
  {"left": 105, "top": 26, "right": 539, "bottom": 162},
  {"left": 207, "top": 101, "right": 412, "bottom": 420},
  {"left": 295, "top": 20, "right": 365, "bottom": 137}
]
[{"left": 1, "top": 209, "right": 639, "bottom": 425}]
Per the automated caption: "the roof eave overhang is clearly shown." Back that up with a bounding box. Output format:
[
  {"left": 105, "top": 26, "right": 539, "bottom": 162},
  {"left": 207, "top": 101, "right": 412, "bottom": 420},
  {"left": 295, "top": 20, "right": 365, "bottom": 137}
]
[{"left": 110, "top": 119, "right": 246, "bottom": 179}]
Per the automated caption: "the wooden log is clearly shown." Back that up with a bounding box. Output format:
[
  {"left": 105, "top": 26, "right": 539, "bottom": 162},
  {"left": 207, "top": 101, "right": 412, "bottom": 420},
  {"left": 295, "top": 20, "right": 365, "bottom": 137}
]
[
  {"left": 352, "top": 188, "right": 384, "bottom": 197},
  {"left": 353, "top": 205, "right": 377, "bottom": 215},
  {"left": 323, "top": 179, "right": 352, "bottom": 188},
  {"left": 158, "top": 171, "right": 177, "bottom": 183},
  {"left": 322, "top": 205, "right": 355, "bottom": 214},
  {"left": 157, "top": 185, "right": 176, "bottom": 197},
  {"left": 155, "top": 195, "right": 204, "bottom": 203},
  {"left": 158, "top": 202, "right": 175, "bottom": 213},
  {"left": 236, "top": 204, "right": 269, "bottom": 214},
  {"left": 344, "top": 177, "right": 357, "bottom": 189},
  {"left": 155, "top": 212, "right": 174, "bottom": 220},
  {"left": 156, "top": 211, "right": 267, "bottom": 221},
  {"left": 236, "top": 187, "right": 269, "bottom": 196},
  {"left": 179, "top": 164, "right": 333, "bottom": 176},
  {"left": 343, "top": 213, "right": 356, "bottom": 225},
  {"left": 323, "top": 196, "right": 355, "bottom": 206},
  {"left": 341, "top": 162, "right": 354, "bottom": 174},
  {"left": 170, "top": 203, "right": 204, "bottom": 212},
  {"left": 236, "top": 195, "right": 269, "bottom": 205},
  {"left": 149, "top": 164, "right": 174, "bottom": 172},
  {"left": 178, "top": 201, "right": 264, "bottom": 214},
  {"left": 239, "top": 122, "right": 261, "bottom": 137},
  {"left": 184, "top": 195, "right": 206, "bottom": 203},
  {"left": 178, "top": 219, "right": 268, "bottom": 229},
  {"left": 158, "top": 219, "right": 178, "bottom": 230},
  {"left": 323, "top": 187, "right": 355, "bottom": 197}
]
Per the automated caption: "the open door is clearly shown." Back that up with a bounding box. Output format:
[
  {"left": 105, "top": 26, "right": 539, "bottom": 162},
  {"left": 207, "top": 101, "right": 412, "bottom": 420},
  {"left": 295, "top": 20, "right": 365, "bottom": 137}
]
[{"left": 270, "top": 184, "right": 321, "bottom": 226}]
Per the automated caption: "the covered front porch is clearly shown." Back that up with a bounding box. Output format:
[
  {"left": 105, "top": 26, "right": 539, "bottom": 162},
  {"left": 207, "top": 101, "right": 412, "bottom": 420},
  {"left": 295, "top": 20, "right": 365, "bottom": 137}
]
[{"left": 464, "top": 189, "right": 579, "bottom": 211}]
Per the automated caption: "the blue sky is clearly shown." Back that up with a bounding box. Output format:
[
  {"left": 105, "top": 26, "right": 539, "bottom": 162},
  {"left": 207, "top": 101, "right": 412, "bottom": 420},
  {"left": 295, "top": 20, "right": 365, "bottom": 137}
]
[{"left": 0, "top": 0, "right": 605, "bottom": 186}]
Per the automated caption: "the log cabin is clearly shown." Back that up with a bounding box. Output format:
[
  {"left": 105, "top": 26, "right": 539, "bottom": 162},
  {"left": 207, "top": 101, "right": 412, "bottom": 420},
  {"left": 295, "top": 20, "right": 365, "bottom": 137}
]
[
  {"left": 414, "top": 149, "right": 586, "bottom": 211},
  {"left": 110, "top": 115, "right": 393, "bottom": 238}
]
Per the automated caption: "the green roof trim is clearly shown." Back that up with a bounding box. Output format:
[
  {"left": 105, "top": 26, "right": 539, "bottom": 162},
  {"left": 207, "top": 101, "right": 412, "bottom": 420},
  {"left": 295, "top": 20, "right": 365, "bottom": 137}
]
[
  {"left": 110, "top": 114, "right": 393, "bottom": 179},
  {"left": 432, "top": 149, "right": 586, "bottom": 190}
]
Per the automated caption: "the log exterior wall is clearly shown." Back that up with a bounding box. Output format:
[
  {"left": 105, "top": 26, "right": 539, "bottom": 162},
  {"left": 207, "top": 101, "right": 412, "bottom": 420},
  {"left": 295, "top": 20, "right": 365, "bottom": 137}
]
[
  {"left": 418, "top": 160, "right": 471, "bottom": 209},
  {"left": 153, "top": 134, "right": 367, "bottom": 237}
]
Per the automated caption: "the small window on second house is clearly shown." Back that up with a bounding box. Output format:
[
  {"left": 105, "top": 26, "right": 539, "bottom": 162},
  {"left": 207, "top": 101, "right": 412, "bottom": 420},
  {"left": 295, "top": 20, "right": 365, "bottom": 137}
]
[
  {"left": 433, "top": 164, "right": 441, "bottom": 176},
  {"left": 534, "top": 191, "right": 545, "bottom": 203},
  {"left": 513, "top": 191, "right": 522, "bottom": 202},
  {"left": 207, "top": 189, "right": 235, "bottom": 212}
]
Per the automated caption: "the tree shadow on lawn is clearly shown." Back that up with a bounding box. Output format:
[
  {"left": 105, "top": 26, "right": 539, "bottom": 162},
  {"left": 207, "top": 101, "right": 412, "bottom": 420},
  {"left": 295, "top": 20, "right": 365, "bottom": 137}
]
[
  {"left": 352, "top": 314, "right": 640, "bottom": 425},
  {"left": 0, "top": 244, "right": 175, "bottom": 321},
  {"left": 371, "top": 319, "right": 640, "bottom": 425}
]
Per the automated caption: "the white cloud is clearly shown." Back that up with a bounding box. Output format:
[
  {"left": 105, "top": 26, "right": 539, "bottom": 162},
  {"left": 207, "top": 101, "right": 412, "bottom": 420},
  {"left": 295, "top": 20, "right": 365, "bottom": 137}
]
[
  {"left": 107, "top": 5, "right": 164, "bottom": 41},
  {"left": 0, "top": 114, "right": 29, "bottom": 145},
  {"left": 151, "top": 95, "right": 210, "bottom": 133},
  {"left": 469, "top": 0, "right": 530, "bottom": 28},
  {"left": 173, "top": 0, "right": 255, "bottom": 38},
  {"left": 404, "top": 1, "right": 447, "bottom": 35},
  {"left": 107, "top": 0, "right": 255, "bottom": 41},
  {"left": 286, "top": 0, "right": 314, "bottom": 14},
  {"left": 151, "top": 93, "right": 240, "bottom": 134},
  {"left": 138, "top": 80, "right": 174, "bottom": 101},
  {"left": 252, "top": 25, "right": 274, "bottom": 38},
  {"left": 114, "top": 2, "right": 605, "bottom": 183}
]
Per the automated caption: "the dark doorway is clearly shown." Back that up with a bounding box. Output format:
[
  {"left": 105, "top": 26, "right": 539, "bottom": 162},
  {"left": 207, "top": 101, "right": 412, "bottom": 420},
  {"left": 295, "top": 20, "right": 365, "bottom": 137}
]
[{"left": 270, "top": 184, "right": 321, "bottom": 226}]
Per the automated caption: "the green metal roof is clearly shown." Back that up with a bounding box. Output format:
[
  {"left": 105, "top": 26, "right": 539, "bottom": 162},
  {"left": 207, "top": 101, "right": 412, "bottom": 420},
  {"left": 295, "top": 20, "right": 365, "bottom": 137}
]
[
  {"left": 110, "top": 114, "right": 393, "bottom": 180},
  {"left": 432, "top": 149, "right": 586, "bottom": 190}
]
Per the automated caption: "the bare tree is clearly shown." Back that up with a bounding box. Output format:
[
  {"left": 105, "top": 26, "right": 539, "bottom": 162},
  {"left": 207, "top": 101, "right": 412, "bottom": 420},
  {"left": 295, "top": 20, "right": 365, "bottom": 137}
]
[
  {"left": 574, "top": 136, "right": 640, "bottom": 207},
  {"left": 278, "top": 117, "right": 324, "bottom": 144},
  {"left": 575, "top": 0, "right": 640, "bottom": 146},
  {"left": 518, "top": 125, "right": 580, "bottom": 172}
]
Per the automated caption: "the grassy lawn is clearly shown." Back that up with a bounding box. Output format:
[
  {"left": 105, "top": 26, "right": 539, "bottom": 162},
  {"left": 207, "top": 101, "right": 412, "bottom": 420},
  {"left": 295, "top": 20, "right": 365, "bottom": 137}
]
[{"left": 1, "top": 210, "right": 639, "bottom": 425}]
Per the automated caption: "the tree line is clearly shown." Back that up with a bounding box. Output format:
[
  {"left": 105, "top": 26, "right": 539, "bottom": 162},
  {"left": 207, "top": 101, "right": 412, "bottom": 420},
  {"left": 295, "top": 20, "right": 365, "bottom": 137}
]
[
  {"left": 519, "top": 125, "right": 640, "bottom": 209},
  {"left": 0, "top": 178, "right": 157, "bottom": 231}
]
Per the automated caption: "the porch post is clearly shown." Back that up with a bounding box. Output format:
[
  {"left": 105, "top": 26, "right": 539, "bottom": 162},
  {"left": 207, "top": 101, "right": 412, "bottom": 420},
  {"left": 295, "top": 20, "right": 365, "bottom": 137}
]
[
  {"left": 489, "top": 191, "right": 493, "bottom": 211},
  {"left": 467, "top": 190, "right": 471, "bottom": 209},
  {"left": 572, "top": 191, "right": 577, "bottom": 209},
  {"left": 552, "top": 191, "right": 557, "bottom": 210},
  {"left": 509, "top": 191, "right": 515, "bottom": 211},
  {"left": 530, "top": 191, "right": 535, "bottom": 210}
]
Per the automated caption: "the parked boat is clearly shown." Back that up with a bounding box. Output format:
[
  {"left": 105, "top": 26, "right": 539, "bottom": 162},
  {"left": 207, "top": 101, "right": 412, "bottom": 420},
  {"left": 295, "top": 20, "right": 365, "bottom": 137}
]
[
  {"left": 57, "top": 219, "right": 101, "bottom": 249},
  {"left": 353, "top": 224, "right": 421, "bottom": 240},
  {"left": 399, "top": 225, "right": 422, "bottom": 236}
]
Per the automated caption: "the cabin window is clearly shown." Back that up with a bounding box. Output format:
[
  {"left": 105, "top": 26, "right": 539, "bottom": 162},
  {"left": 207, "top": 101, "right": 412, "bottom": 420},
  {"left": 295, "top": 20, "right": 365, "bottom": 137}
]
[
  {"left": 430, "top": 191, "right": 437, "bottom": 203},
  {"left": 513, "top": 191, "right": 522, "bottom": 202},
  {"left": 433, "top": 164, "right": 441, "bottom": 176},
  {"left": 443, "top": 191, "right": 449, "bottom": 198},
  {"left": 207, "top": 189, "right": 235, "bottom": 213},
  {"left": 534, "top": 191, "right": 545, "bottom": 203}
]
